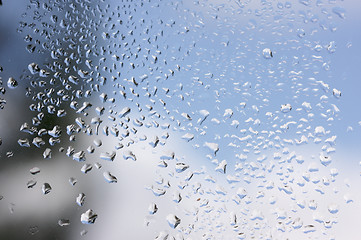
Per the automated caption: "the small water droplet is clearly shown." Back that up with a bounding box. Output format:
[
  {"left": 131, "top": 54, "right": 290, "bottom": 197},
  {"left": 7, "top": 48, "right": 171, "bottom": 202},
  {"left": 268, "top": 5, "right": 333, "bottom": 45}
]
[
  {"left": 100, "top": 151, "right": 116, "bottom": 161},
  {"left": 327, "top": 41, "right": 337, "bottom": 54},
  {"left": 81, "top": 164, "right": 93, "bottom": 174},
  {"left": 30, "top": 167, "right": 40, "bottom": 175},
  {"left": 6, "top": 151, "right": 13, "bottom": 158},
  {"left": 18, "top": 138, "right": 30, "bottom": 147},
  {"left": 123, "top": 150, "right": 136, "bottom": 161},
  {"left": 103, "top": 171, "right": 117, "bottom": 183},
  {"left": 73, "top": 151, "right": 86, "bottom": 162},
  {"left": 27, "top": 180, "right": 37, "bottom": 188},
  {"left": 204, "top": 142, "right": 219, "bottom": 155},
  {"left": 281, "top": 103, "right": 292, "bottom": 113},
  {"left": 58, "top": 219, "right": 70, "bottom": 226},
  {"left": 28, "top": 63, "right": 40, "bottom": 74},
  {"left": 28, "top": 226, "right": 39, "bottom": 235},
  {"left": 297, "top": 28, "right": 305, "bottom": 38},
  {"left": 148, "top": 203, "right": 158, "bottom": 214},
  {"left": 175, "top": 163, "right": 189, "bottom": 173},
  {"left": 76, "top": 193, "right": 86, "bottom": 206},
  {"left": 333, "top": 88, "right": 341, "bottom": 98},
  {"left": 328, "top": 204, "right": 339, "bottom": 214},
  {"left": 94, "top": 162, "right": 102, "bottom": 169},
  {"left": 262, "top": 48, "right": 273, "bottom": 59},
  {"left": 320, "top": 154, "right": 332, "bottom": 166},
  {"left": 181, "top": 133, "right": 194, "bottom": 142},
  {"left": 43, "top": 148, "right": 52, "bottom": 159},
  {"left": 332, "top": 7, "right": 346, "bottom": 19},
  {"left": 69, "top": 177, "right": 77, "bottom": 186}
]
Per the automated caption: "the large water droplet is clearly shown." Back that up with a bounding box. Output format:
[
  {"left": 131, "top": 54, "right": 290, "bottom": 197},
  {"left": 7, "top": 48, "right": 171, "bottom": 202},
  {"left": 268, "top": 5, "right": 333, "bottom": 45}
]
[
  {"left": 166, "top": 214, "right": 181, "bottom": 228},
  {"left": 41, "top": 183, "right": 51, "bottom": 195},
  {"left": 7, "top": 77, "right": 18, "bottom": 89},
  {"left": 81, "top": 209, "right": 98, "bottom": 224}
]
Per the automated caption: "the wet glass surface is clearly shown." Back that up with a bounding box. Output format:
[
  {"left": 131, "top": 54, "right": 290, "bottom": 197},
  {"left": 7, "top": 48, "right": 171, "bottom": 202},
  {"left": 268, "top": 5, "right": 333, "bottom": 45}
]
[{"left": 0, "top": 0, "right": 361, "bottom": 239}]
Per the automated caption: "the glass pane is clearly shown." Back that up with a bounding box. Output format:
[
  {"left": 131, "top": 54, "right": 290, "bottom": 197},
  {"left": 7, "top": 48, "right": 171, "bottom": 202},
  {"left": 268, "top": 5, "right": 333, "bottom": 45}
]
[{"left": 0, "top": 0, "right": 360, "bottom": 239}]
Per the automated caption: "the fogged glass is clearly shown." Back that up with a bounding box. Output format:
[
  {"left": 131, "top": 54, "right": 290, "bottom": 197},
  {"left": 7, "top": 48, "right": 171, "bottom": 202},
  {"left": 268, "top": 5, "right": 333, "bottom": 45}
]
[{"left": 0, "top": 0, "right": 360, "bottom": 239}]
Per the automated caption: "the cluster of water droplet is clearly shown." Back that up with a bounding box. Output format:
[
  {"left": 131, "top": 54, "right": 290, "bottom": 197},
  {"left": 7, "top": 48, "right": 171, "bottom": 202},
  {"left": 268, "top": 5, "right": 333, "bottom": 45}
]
[{"left": 0, "top": 0, "right": 353, "bottom": 238}]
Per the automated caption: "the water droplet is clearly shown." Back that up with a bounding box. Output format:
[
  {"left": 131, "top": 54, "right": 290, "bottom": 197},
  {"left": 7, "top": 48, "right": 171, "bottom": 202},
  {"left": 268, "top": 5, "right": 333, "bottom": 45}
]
[
  {"left": 327, "top": 41, "right": 337, "bottom": 54},
  {"left": 73, "top": 151, "right": 86, "bottom": 162},
  {"left": 150, "top": 186, "right": 166, "bottom": 196},
  {"left": 309, "top": 200, "right": 317, "bottom": 210},
  {"left": 103, "top": 171, "right": 117, "bottom": 183},
  {"left": 204, "top": 142, "right": 219, "bottom": 155},
  {"left": 333, "top": 88, "right": 341, "bottom": 98},
  {"left": 262, "top": 48, "right": 273, "bottom": 59},
  {"left": 119, "top": 107, "right": 131, "bottom": 117},
  {"left": 328, "top": 204, "right": 339, "bottom": 214},
  {"left": 173, "top": 192, "right": 182, "bottom": 203},
  {"left": 166, "top": 214, "right": 181, "bottom": 228},
  {"left": 123, "top": 150, "right": 136, "bottom": 161},
  {"left": 81, "top": 164, "right": 93, "bottom": 174},
  {"left": 81, "top": 209, "right": 98, "bottom": 224},
  {"left": 320, "top": 154, "right": 332, "bottom": 166},
  {"left": 69, "top": 177, "right": 77, "bottom": 186},
  {"left": 158, "top": 160, "right": 168, "bottom": 168},
  {"left": 32, "top": 137, "right": 45, "bottom": 148},
  {"left": 93, "top": 139, "right": 102, "bottom": 147},
  {"left": 76, "top": 193, "right": 86, "bottom": 206},
  {"left": 48, "top": 125, "right": 62, "bottom": 138},
  {"left": 303, "top": 224, "right": 315, "bottom": 233},
  {"left": 297, "top": 28, "right": 306, "bottom": 38},
  {"left": 58, "top": 219, "right": 70, "bottom": 226},
  {"left": 281, "top": 104, "right": 292, "bottom": 113},
  {"left": 41, "top": 183, "right": 51, "bottom": 194},
  {"left": 332, "top": 7, "right": 346, "bottom": 19},
  {"left": 30, "top": 167, "right": 40, "bottom": 175},
  {"left": 181, "top": 133, "right": 194, "bottom": 142},
  {"left": 250, "top": 210, "right": 264, "bottom": 220},
  {"left": 215, "top": 160, "right": 227, "bottom": 174},
  {"left": 148, "top": 203, "right": 158, "bottom": 214},
  {"left": 175, "top": 163, "right": 189, "bottom": 173},
  {"left": 18, "top": 138, "right": 30, "bottom": 147},
  {"left": 43, "top": 148, "right": 52, "bottom": 159},
  {"left": 7, "top": 77, "right": 18, "bottom": 89},
  {"left": 155, "top": 231, "right": 169, "bottom": 240},
  {"left": 100, "top": 151, "right": 116, "bottom": 161},
  {"left": 28, "top": 63, "right": 40, "bottom": 74},
  {"left": 6, "top": 151, "right": 13, "bottom": 158},
  {"left": 27, "top": 180, "right": 37, "bottom": 188},
  {"left": 237, "top": 187, "right": 247, "bottom": 199},
  {"left": 344, "top": 193, "right": 353, "bottom": 203},
  {"left": 28, "top": 226, "right": 39, "bottom": 235}
]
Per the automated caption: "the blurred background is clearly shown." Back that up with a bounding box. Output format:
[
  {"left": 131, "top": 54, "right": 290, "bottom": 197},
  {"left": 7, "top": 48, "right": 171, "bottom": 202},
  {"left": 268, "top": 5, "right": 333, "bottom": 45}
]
[{"left": 0, "top": 0, "right": 361, "bottom": 239}]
